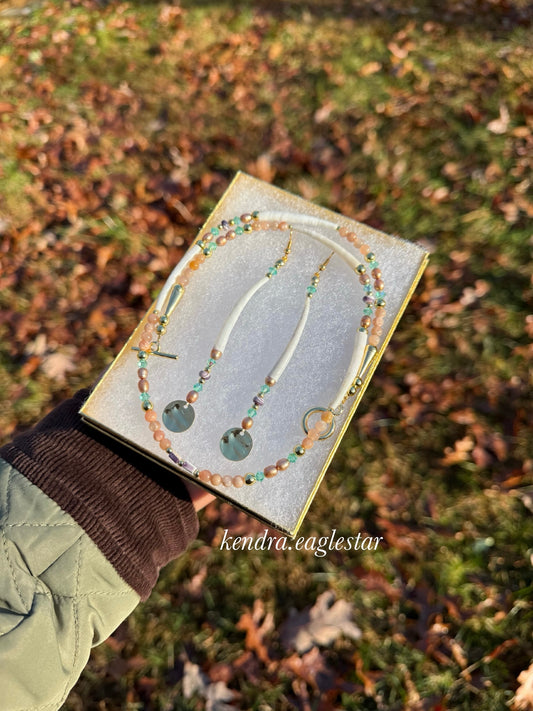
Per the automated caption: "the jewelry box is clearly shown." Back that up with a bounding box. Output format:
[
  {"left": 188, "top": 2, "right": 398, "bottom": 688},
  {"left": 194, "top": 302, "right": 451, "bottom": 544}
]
[{"left": 80, "top": 172, "right": 429, "bottom": 536}]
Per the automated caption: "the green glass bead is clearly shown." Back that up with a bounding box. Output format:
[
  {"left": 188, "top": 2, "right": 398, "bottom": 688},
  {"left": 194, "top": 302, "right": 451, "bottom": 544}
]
[
  {"left": 208, "top": 358, "right": 216, "bottom": 367},
  {"left": 137, "top": 359, "right": 147, "bottom": 368},
  {"left": 306, "top": 286, "right": 316, "bottom": 295},
  {"left": 235, "top": 226, "right": 244, "bottom": 235},
  {"left": 369, "top": 260, "right": 378, "bottom": 269},
  {"left": 247, "top": 408, "right": 257, "bottom": 418},
  {"left": 210, "top": 227, "right": 219, "bottom": 236},
  {"left": 288, "top": 453, "right": 297, "bottom": 463},
  {"left": 267, "top": 267, "right": 277, "bottom": 276},
  {"left": 260, "top": 384, "right": 270, "bottom": 395},
  {"left": 255, "top": 470, "right": 265, "bottom": 481},
  {"left": 233, "top": 216, "right": 242, "bottom": 225},
  {"left": 193, "top": 382, "right": 203, "bottom": 392},
  {"left": 139, "top": 392, "right": 150, "bottom": 402},
  {"left": 363, "top": 307, "right": 373, "bottom": 316}
]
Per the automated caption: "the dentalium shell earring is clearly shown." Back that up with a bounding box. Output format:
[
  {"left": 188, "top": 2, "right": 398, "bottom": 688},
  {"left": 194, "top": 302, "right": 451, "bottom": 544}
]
[
  {"left": 157, "top": 233, "right": 293, "bottom": 434},
  {"left": 219, "top": 251, "right": 334, "bottom": 462}
]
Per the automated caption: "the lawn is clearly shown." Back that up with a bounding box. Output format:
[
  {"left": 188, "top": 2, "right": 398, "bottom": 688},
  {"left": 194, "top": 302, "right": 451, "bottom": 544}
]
[{"left": 0, "top": 0, "right": 532, "bottom": 709}]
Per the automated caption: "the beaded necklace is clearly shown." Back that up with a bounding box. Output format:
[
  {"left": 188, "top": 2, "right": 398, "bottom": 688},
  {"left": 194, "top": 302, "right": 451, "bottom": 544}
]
[{"left": 134, "top": 211, "right": 386, "bottom": 489}]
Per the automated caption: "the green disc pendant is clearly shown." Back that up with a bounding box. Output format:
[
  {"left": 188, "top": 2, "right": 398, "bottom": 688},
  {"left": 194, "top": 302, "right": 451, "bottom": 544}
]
[
  {"left": 162, "top": 400, "right": 195, "bottom": 433},
  {"left": 220, "top": 427, "right": 253, "bottom": 461}
]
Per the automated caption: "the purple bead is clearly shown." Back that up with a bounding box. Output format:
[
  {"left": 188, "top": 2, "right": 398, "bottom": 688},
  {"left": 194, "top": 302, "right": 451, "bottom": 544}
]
[
  {"left": 199, "top": 369, "right": 210, "bottom": 380},
  {"left": 168, "top": 452, "right": 179, "bottom": 464},
  {"left": 363, "top": 295, "right": 375, "bottom": 305},
  {"left": 180, "top": 460, "right": 198, "bottom": 476},
  {"left": 253, "top": 395, "right": 264, "bottom": 406},
  {"left": 221, "top": 220, "right": 230, "bottom": 229}
]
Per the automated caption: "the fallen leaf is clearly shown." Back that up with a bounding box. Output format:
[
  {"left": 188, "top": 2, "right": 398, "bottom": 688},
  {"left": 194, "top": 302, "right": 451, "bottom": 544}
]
[
  {"left": 514, "top": 662, "right": 533, "bottom": 710},
  {"left": 280, "top": 590, "right": 361, "bottom": 653},
  {"left": 40, "top": 347, "right": 78, "bottom": 383}
]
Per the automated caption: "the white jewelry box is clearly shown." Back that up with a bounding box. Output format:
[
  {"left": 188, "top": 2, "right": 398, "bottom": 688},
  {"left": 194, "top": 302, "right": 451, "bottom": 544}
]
[{"left": 80, "top": 172, "right": 429, "bottom": 536}]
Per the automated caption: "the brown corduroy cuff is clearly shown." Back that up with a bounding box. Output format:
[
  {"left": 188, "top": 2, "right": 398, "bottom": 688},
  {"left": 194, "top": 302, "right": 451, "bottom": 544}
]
[{"left": 0, "top": 388, "right": 199, "bottom": 601}]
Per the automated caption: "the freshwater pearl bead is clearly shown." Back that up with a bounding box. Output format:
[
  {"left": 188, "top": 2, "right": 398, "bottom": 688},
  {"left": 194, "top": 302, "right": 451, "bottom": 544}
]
[
  {"left": 374, "top": 279, "right": 385, "bottom": 291},
  {"left": 138, "top": 379, "right": 149, "bottom": 392},
  {"left": 233, "top": 475, "right": 244, "bottom": 488},
  {"left": 211, "top": 473, "right": 222, "bottom": 486},
  {"left": 138, "top": 368, "right": 148, "bottom": 379},
  {"left": 211, "top": 349, "right": 222, "bottom": 360},
  {"left": 361, "top": 316, "right": 372, "bottom": 328},
  {"left": 216, "top": 235, "right": 227, "bottom": 246},
  {"left": 186, "top": 391, "right": 199, "bottom": 403},
  {"left": 241, "top": 417, "right": 253, "bottom": 430},
  {"left": 226, "top": 230, "right": 236, "bottom": 240},
  {"left": 199, "top": 470, "right": 211, "bottom": 483},
  {"left": 153, "top": 430, "right": 165, "bottom": 441},
  {"left": 241, "top": 213, "right": 252, "bottom": 223},
  {"left": 371, "top": 268, "right": 382, "bottom": 279},
  {"left": 264, "top": 465, "right": 277, "bottom": 478},
  {"left": 265, "top": 375, "right": 276, "bottom": 386},
  {"left": 359, "top": 274, "right": 371, "bottom": 286},
  {"left": 160, "top": 438, "right": 171, "bottom": 450},
  {"left": 276, "top": 458, "right": 290, "bottom": 471},
  {"left": 222, "top": 475, "right": 232, "bottom": 487}
]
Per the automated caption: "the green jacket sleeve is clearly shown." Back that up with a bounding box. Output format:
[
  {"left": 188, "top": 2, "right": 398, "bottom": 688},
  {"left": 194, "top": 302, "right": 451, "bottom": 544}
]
[{"left": 0, "top": 458, "right": 140, "bottom": 711}]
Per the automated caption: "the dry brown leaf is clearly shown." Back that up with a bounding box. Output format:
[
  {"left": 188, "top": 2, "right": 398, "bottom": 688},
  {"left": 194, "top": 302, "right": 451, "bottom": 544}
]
[
  {"left": 513, "top": 662, "right": 533, "bottom": 711},
  {"left": 280, "top": 590, "right": 361, "bottom": 653}
]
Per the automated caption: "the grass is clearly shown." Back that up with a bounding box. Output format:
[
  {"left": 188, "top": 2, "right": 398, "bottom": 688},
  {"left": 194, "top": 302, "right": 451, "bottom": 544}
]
[{"left": 1, "top": 0, "right": 532, "bottom": 708}]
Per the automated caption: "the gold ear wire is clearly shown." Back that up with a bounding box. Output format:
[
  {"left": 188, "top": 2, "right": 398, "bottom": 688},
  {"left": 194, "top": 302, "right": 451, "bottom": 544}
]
[{"left": 318, "top": 251, "right": 334, "bottom": 272}]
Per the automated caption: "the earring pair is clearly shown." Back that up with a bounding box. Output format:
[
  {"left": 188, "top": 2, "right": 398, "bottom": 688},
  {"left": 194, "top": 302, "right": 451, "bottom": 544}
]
[{"left": 160, "top": 238, "right": 333, "bottom": 462}]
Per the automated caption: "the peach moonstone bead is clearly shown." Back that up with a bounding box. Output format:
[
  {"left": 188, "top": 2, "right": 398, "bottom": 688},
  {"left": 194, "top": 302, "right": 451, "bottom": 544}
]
[
  {"left": 199, "top": 470, "right": 211, "bottom": 483},
  {"left": 211, "top": 473, "right": 222, "bottom": 486},
  {"left": 302, "top": 437, "right": 314, "bottom": 449},
  {"left": 160, "top": 438, "right": 171, "bottom": 450},
  {"left": 233, "top": 475, "right": 244, "bottom": 488},
  {"left": 145, "top": 410, "right": 158, "bottom": 422}
]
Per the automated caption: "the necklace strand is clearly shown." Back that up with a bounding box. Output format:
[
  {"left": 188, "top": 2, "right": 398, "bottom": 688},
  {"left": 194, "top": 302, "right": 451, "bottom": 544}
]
[{"left": 135, "top": 212, "right": 386, "bottom": 488}]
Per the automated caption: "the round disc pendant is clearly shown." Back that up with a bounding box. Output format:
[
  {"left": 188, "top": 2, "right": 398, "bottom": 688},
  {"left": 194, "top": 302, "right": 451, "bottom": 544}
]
[
  {"left": 220, "top": 427, "right": 253, "bottom": 461},
  {"left": 162, "top": 400, "right": 195, "bottom": 433}
]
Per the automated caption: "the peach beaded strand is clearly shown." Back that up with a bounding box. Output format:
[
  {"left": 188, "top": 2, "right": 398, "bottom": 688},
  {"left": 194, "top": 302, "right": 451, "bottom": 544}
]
[{"left": 135, "top": 211, "right": 386, "bottom": 489}]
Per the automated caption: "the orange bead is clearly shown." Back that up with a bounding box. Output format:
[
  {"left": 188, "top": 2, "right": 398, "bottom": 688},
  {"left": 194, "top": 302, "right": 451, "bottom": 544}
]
[
  {"left": 145, "top": 410, "right": 158, "bottom": 422},
  {"left": 159, "top": 438, "right": 171, "bottom": 450},
  {"left": 211, "top": 473, "right": 222, "bottom": 486},
  {"left": 233, "top": 475, "right": 245, "bottom": 488},
  {"left": 360, "top": 244, "right": 370, "bottom": 255},
  {"left": 153, "top": 430, "right": 165, "bottom": 441},
  {"left": 199, "top": 470, "right": 211, "bottom": 483},
  {"left": 369, "top": 335, "right": 379, "bottom": 346},
  {"left": 188, "top": 259, "right": 200, "bottom": 270},
  {"left": 302, "top": 437, "right": 314, "bottom": 449},
  {"left": 315, "top": 421, "right": 328, "bottom": 433},
  {"left": 321, "top": 411, "right": 333, "bottom": 423}
]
